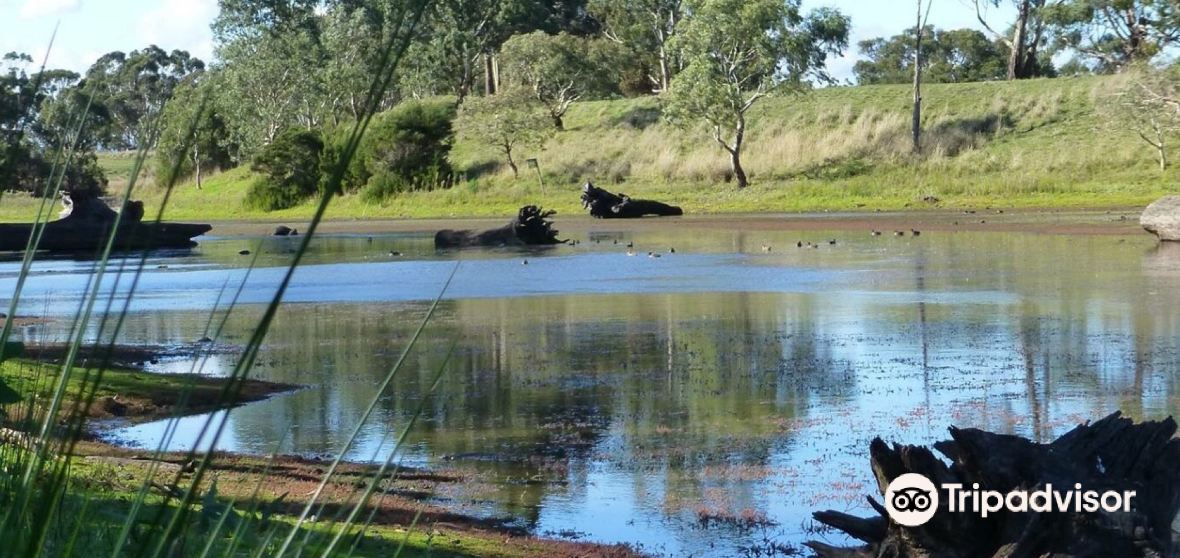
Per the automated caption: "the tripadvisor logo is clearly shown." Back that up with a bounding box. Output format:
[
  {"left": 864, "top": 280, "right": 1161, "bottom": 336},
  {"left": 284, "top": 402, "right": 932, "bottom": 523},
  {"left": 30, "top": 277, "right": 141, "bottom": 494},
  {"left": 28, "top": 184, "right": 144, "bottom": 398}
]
[
  {"left": 884, "top": 473, "right": 939, "bottom": 526},
  {"left": 883, "top": 473, "right": 1136, "bottom": 527}
]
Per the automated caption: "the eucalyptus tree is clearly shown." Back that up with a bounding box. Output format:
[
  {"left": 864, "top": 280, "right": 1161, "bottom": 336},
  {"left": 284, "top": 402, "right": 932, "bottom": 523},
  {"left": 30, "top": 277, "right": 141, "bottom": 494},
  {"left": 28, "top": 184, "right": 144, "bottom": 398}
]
[
  {"left": 499, "top": 31, "right": 619, "bottom": 129},
  {"left": 321, "top": 2, "right": 406, "bottom": 121},
  {"left": 1044, "top": 0, "right": 1180, "bottom": 71},
  {"left": 1, "top": 52, "right": 110, "bottom": 196},
  {"left": 455, "top": 87, "right": 553, "bottom": 177},
  {"left": 974, "top": 0, "right": 1052, "bottom": 79},
  {"left": 855, "top": 27, "right": 1009, "bottom": 85},
  {"left": 664, "top": 0, "right": 848, "bottom": 189},
  {"left": 415, "top": 0, "right": 506, "bottom": 101},
  {"left": 912, "top": 0, "right": 932, "bottom": 153},
  {"left": 589, "top": 0, "right": 684, "bottom": 92},
  {"left": 39, "top": 46, "right": 204, "bottom": 151},
  {"left": 216, "top": 29, "right": 324, "bottom": 155},
  {"left": 154, "top": 74, "right": 236, "bottom": 188},
  {"left": 1102, "top": 64, "right": 1180, "bottom": 170}
]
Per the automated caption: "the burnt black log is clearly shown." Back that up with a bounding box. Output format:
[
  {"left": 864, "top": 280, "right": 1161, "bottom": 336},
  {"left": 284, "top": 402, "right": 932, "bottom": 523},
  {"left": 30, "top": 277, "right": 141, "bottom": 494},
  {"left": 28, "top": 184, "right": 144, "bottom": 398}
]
[
  {"left": 580, "top": 182, "right": 683, "bottom": 218},
  {"left": 435, "top": 205, "right": 565, "bottom": 248},
  {"left": 809, "top": 411, "right": 1180, "bottom": 558},
  {"left": 0, "top": 191, "right": 211, "bottom": 253}
]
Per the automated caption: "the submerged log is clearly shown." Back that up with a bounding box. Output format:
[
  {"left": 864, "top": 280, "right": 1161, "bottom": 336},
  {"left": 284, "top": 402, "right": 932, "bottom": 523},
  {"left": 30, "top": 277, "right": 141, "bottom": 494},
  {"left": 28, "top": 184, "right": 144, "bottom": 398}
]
[
  {"left": 434, "top": 205, "right": 564, "bottom": 248},
  {"left": 809, "top": 411, "right": 1180, "bottom": 558},
  {"left": 0, "top": 191, "right": 211, "bottom": 252},
  {"left": 580, "top": 182, "right": 683, "bottom": 218}
]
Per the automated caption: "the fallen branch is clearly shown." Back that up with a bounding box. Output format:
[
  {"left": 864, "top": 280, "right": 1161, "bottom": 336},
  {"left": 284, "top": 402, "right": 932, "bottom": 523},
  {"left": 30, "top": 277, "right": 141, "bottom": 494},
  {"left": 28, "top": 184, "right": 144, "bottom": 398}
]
[
  {"left": 580, "top": 182, "right": 683, "bottom": 218},
  {"left": 434, "top": 205, "right": 564, "bottom": 248}
]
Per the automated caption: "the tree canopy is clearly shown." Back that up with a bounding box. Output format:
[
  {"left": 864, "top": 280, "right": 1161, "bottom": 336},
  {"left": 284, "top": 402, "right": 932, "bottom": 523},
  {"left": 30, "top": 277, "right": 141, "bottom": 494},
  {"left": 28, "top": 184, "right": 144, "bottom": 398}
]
[
  {"left": 455, "top": 87, "right": 553, "bottom": 177},
  {"left": 855, "top": 27, "right": 1012, "bottom": 85},
  {"left": 1044, "top": 0, "right": 1180, "bottom": 72},
  {"left": 499, "top": 31, "right": 619, "bottom": 129}
]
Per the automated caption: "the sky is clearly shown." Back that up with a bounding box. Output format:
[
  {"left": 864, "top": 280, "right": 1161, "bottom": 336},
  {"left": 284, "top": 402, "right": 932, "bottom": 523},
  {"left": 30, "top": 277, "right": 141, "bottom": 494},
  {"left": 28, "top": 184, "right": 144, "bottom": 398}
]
[{"left": 0, "top": 0, "right": 1016, "bottom": 82}]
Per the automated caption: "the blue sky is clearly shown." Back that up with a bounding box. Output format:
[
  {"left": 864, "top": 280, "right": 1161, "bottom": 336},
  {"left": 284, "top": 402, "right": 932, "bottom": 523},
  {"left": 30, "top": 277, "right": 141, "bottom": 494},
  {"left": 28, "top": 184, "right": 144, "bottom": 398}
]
[{"left": 1, "top": 0, "right": 1015, "bottom": 81}]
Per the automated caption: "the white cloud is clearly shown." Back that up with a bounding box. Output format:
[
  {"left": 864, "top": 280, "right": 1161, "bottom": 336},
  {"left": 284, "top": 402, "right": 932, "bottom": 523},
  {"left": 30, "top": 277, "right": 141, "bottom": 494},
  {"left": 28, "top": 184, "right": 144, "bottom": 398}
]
[
  {"left": 135, "top": 0, "right": 217, "bottom": 62},
  {"left": 20, "top": 0, "right": 81, "bottom": 19}
]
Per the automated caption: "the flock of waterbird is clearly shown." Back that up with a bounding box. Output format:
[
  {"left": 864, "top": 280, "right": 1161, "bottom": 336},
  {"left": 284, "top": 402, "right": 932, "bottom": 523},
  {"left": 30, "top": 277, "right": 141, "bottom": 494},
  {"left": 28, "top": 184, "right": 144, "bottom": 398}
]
[
  {"left": 518, "top": 227, "right": 923, "bottom": 265},
  {"left": 258, "top": 227, "right": 926, "bottom": 266}
]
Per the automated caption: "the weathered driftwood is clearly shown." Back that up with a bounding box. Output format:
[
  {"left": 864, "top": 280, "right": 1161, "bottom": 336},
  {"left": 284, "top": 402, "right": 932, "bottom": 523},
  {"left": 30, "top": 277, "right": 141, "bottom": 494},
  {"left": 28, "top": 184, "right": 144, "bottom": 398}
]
[
  {"left": 0, "top": 191, "right": 211, "bottom": 252},
  {"left": 580, "top": 182, "right": 683, "bottom": 218},
  {"left": 434, "top": 205, "right": 564, "bottom": 248},
  {"left": 809, "top": 411, "right": 1180, "bottom": 558}
]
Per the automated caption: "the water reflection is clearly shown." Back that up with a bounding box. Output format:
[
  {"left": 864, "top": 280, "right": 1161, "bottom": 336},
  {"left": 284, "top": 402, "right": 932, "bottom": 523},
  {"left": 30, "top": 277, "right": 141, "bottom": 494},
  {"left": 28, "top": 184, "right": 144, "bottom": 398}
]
[{"left": 5, "top": 228, "right": 1180, "bottom": 557}]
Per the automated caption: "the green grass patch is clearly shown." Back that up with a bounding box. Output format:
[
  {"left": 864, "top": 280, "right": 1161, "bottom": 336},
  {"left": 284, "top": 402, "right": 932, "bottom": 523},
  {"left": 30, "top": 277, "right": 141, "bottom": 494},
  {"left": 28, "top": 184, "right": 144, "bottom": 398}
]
[
  {"left": 0, "top": 356, "right": 292, "bottom": 423},
  {"left": 2, "top": 75, "right": 1176, "bottom": 223}
]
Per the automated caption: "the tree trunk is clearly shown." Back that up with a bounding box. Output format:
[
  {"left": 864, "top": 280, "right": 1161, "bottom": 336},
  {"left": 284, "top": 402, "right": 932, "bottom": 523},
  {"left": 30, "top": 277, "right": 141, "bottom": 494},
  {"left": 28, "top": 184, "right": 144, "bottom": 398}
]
[
  {"left": 1126, "top": 8, "right": 1145, "bottom": 62},
  {"left": 484, "top": 53, "right": 496, "bottom": 96},
  {"left": 729, "top": 116, "right": 747, "bottom": 188},
  {"left": 657, "top": 43, "right": 671, "bottom": 92},
  {"left": 491, "top": 53, "right": 500, "bottom": 93},
  {"left": 193, "top": 144, "right": 202, "bottom": 190},
  {"left": 912, "top": 1, "right": 925, "bottom": 153},
  {"left": 457, "top": 40, "right": 472, "bottom": 103},
  {"left": 1007, "top": 0, "right": 1029, "bottom": 80},
  {"left": 729, "top": 149, "right": 747, "bottom": 189},
  {"left": 1142, "top": 122, "right": 1168, "bottom": 171},
  {"left": 505, "top": 146, "right": 518, "bottom": 177}
]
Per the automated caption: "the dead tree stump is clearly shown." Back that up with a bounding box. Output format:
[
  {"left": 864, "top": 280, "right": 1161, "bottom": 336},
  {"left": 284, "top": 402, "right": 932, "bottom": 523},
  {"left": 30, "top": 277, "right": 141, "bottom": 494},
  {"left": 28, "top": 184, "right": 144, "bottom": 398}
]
[
  {"left": 434, "top": 205, "right": 565, "bottom": 248},
  {"left": 0, "top": 191, "right": 210, "bottom": 252},
  {"left": 580, "top": 182, "right": 683, "bottom": 218},
  {"left": 809, "top": 411, "right": 1180, "bottom": 558}
]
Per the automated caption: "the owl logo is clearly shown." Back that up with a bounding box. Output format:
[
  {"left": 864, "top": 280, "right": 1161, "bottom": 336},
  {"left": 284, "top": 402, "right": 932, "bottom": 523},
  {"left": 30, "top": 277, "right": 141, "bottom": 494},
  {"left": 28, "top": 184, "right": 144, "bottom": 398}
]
[{"left": 884, "top": 473, "right": 939, "bottom": 526}]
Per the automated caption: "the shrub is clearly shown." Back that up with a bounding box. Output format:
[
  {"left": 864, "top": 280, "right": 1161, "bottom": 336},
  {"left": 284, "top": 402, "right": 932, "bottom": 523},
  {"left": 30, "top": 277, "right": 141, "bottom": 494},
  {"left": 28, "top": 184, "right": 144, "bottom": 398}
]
[
  {"left": 245, "top": 129, "right": 324, "bottom": 211},
  {"left": 354, "top": 98, "right": 456, "bottom": 201},
  {"left": 64, "top": 152, "right": 109, "bottom": 197},
  {"left": 0, "top": 141, "right": 106, "bottom": 198},
  {"left": 318, "top": 122, "right": 373, "bottom": 195}
]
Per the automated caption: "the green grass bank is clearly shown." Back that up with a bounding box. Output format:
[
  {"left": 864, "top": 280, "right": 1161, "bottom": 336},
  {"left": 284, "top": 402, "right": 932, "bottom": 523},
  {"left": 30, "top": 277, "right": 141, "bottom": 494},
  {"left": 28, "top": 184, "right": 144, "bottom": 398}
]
[{"left": 2, "top": 75, "right": 1175, "bottom": 222}]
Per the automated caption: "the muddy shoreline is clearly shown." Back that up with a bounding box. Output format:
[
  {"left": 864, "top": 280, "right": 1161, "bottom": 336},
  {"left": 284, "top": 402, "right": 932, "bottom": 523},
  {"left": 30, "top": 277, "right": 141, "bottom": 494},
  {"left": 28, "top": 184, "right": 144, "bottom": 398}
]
[
  {"left": 7, "top": 346, "right": 645, "bottom": 558},
  {"left": 70, "top": 440, "right": 642, "bottom": 557},
  {"left": 203, "top": 208, "right": 1148, "bottom": 238}
]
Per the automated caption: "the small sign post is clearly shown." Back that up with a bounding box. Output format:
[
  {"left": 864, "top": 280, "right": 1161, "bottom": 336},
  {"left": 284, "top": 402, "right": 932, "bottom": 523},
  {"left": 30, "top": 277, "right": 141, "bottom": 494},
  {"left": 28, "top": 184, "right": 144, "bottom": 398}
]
[{"left": 525, "top": 158, "right": 544, "bottom": 195}]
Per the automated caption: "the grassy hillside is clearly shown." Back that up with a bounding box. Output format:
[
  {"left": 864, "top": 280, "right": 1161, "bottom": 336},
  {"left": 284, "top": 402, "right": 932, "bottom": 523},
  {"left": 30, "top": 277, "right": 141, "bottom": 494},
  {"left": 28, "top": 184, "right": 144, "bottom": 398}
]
[{"left": 2, "top": 75, "right": 1174, "bottom": 222}]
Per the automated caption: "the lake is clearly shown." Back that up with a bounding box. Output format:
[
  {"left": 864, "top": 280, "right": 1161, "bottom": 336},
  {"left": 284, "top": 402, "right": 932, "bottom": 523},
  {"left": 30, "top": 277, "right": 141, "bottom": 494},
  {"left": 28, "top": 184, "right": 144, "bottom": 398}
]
[{"left": 3, "top": 217, "right": 1178, "bottom": 557}]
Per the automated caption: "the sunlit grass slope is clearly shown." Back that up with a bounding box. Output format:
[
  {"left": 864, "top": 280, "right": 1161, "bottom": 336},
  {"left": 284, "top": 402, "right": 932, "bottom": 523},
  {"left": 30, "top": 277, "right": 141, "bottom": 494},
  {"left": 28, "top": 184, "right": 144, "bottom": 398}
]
[{"left": 1, "top": 75, "right": 1173, "bottom": 222}]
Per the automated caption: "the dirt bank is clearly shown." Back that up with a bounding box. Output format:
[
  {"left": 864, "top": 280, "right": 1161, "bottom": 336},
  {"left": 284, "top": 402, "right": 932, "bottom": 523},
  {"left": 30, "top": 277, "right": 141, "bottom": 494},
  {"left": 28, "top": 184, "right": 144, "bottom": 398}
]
[
  {"left": 71, "top": 440, "right": 643, "bottom": 558},
  {"left": 2, "top": 348, "right": 644, "bottom": 558}
]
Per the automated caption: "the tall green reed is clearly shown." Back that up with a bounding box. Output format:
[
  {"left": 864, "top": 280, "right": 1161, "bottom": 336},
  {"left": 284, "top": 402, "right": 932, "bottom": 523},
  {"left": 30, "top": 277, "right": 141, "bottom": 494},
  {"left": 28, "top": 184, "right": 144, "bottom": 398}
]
[{"left": 0, "top": 0, "right": 447, "bottom": 556}]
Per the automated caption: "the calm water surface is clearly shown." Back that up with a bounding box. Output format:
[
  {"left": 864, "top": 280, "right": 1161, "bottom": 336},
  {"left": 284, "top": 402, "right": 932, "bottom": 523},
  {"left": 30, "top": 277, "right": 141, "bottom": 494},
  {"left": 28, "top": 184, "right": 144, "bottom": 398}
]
[{"left": 3, "top": 224, "right": 1179, "bottom": 557}]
